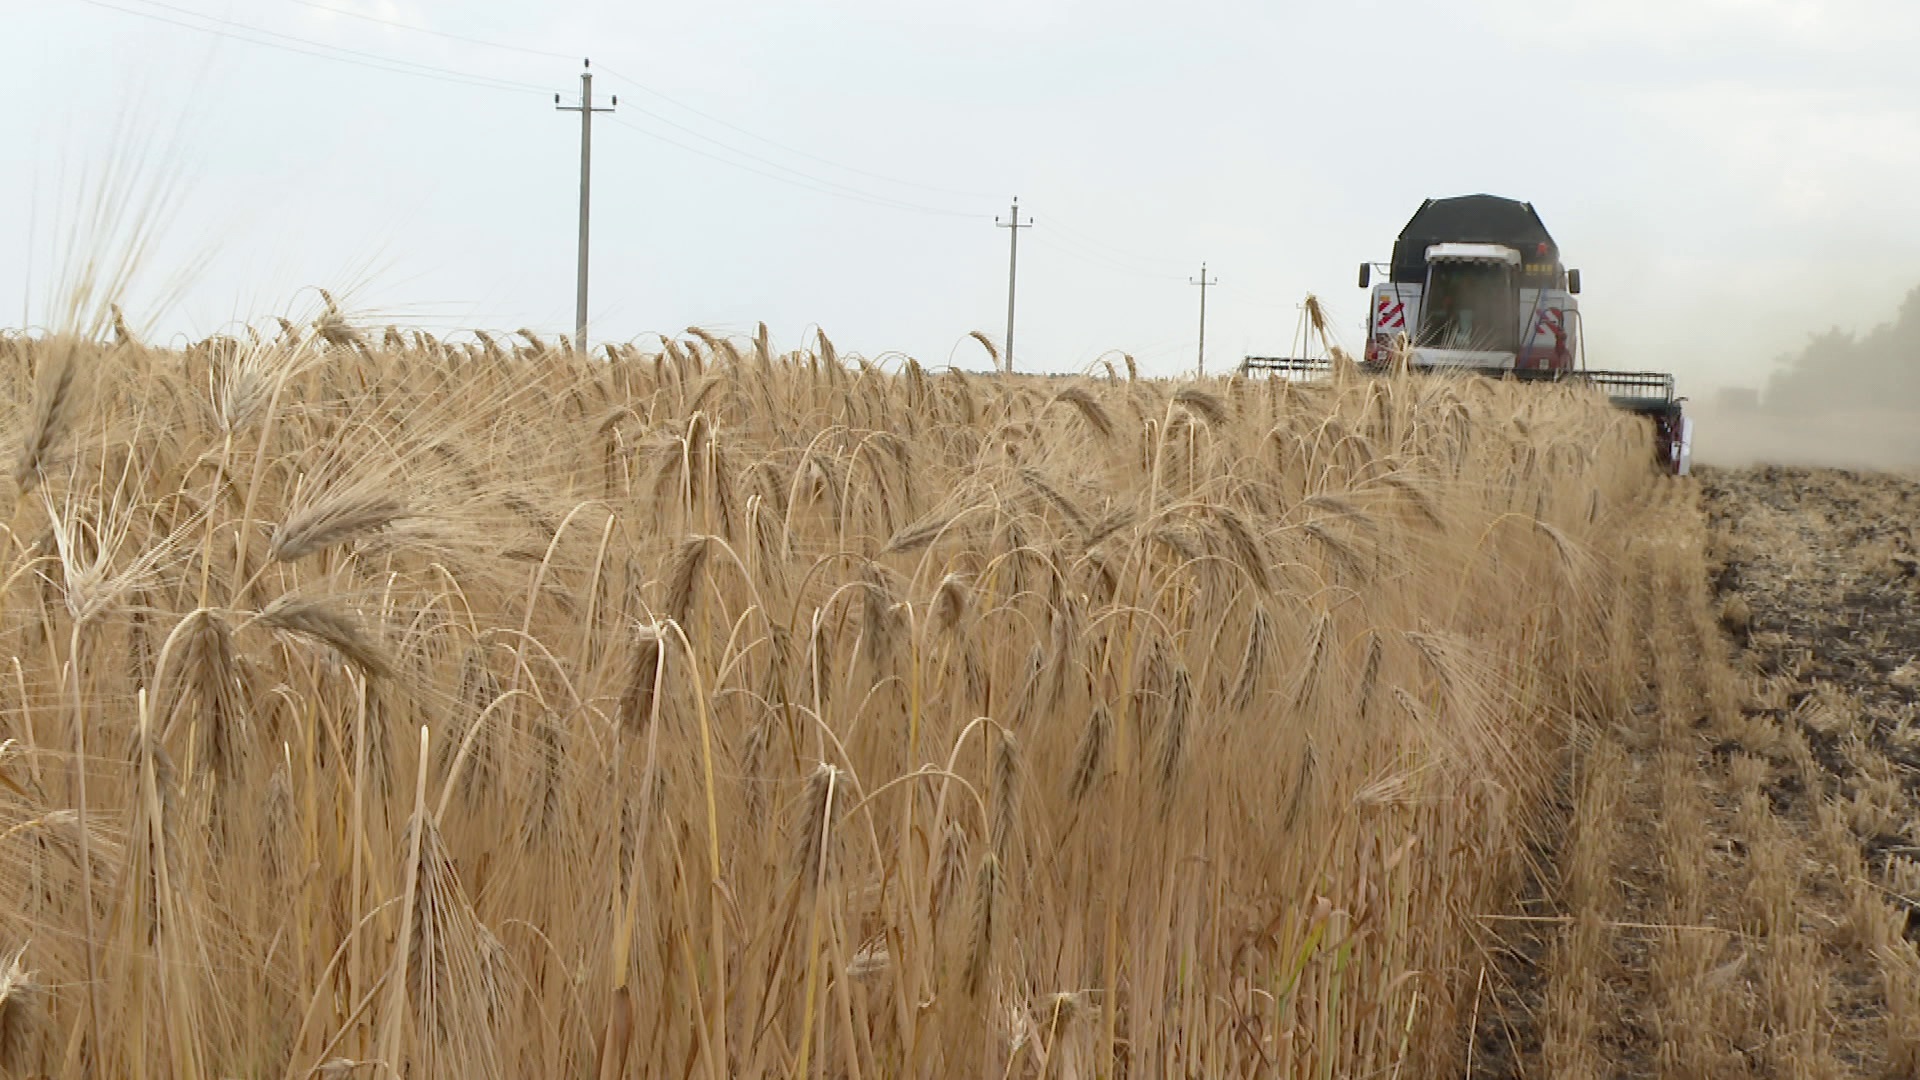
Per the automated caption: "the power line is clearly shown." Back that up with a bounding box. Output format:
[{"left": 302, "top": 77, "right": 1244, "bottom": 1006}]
[
  {"left": 1030, "top": 235, "right": 1183, "bottom": 280},
  {"left": 83, "top": 0, "right": 997, "bottom": 219},
  {"left": 128, "top": 0, "right": 551, "bottom": 90},
  {"left": 593, "top": 62, "right": 999, "bottom": 201},
  {"left": 73, "top": 0, "right": 1034, "bottom": 228},
  {"left": 1043, "top": 213, "right": 1193, "bottom": 272},
  {"left": 273, "top": 0, "right": 575, "bottom": 60},
  {"left": 91, "top": 0, "right": 994, "bottom": 219},
  {"left": 74, "top": 0, "right": 549, "bottom": 95},
  {"left": 311, "top": 4, "right": 1002, "bottom": 210},
  {"left": 606, "top": 114, "right": 980, "bottom": 219},
  {"left": 1026, "top": 233, "right": 1186, "bottom": 282},
  {"left": 71, "top": 0, "right": 1216, "bottom": 332},
  {"left": 263, "top": 4, "right": 1002, "bottom": 204},
  {"left": 610, "top": 99, "right": 984, "bottom": 215}
]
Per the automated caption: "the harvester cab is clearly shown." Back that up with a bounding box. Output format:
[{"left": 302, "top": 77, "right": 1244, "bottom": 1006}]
[
  {"left": 1359, "top": 195, "right": 1579, "bottom": 375},
  {"left": 1351, "top": 194, "right": 1692, "bottom": 475}
]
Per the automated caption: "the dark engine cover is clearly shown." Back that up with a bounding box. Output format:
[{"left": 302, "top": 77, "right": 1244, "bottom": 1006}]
[{"left": 1391, "top": 195, "right": 1562, "bottom": 287}]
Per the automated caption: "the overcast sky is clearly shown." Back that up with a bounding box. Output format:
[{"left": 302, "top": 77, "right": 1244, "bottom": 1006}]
[{"left": 7, "top": 0, "right": 1919, "bottom": 391}]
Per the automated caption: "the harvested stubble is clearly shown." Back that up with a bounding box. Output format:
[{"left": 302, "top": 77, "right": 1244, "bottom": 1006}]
[{"left": 0, "top": 325, "right": 1663, "bottom": 1077}]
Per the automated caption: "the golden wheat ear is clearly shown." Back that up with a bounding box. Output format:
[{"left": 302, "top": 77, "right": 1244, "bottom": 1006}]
[
  {"left": 256, "top": 594, "right": 391, "bottom": 679},
  {"left": 269, "top": 490, "right": 408, "bottom": 565},
  {"left": 0, "top": 943, "right": 45, "bottom": 1075},
  {"left": 12, "top": 341, "right": 87, "bottom": 497}
]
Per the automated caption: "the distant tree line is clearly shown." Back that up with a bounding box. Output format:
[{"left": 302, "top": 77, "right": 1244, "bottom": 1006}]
[{"left": 1766, "top": 284, "right": 1920, "bottom": 412}]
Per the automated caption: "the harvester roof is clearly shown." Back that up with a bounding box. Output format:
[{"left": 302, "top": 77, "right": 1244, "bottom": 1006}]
[{"left": 1391, "top": 195, "right": 1558, "bottom": 283}]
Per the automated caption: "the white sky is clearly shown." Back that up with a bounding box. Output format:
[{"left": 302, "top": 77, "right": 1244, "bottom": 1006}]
[{"left": 7, "top": 0, "right": 1920, "bottom": 391}]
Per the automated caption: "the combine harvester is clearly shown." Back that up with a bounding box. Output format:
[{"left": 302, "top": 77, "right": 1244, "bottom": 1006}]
[{"left": 1246, "top": 194, "right": 1692, "bottom": 475}]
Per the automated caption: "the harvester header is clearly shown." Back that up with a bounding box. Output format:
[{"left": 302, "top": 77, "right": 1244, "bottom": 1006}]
[{"left": 1244, "top": 194, "right": 1691, "bottom": 475}]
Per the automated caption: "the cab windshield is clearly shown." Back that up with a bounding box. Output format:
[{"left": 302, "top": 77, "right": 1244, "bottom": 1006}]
[{"left": 1418, "top": 262, "right": 1517, "bottom": 352}]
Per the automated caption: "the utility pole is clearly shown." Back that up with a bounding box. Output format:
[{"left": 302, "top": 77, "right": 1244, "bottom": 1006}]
[
  {"left": 1191, "top": 262, "right": 1218, "bottom": 376},
  {"left": 556, "top": 60, "right": 616, "bottom": 353},
  {"left": 995, "top": 198, "right": 1031, "bottom": 374}
]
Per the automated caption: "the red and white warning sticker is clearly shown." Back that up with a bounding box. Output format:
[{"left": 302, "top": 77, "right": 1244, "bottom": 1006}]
[{"left": 1375, "top": 296, "right": 1406, "bottom": 330}]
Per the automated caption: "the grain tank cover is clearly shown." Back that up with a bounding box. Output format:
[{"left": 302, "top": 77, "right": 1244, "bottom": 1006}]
[{"left": 1391, "top": 195, "right": 1560, "bottom": 286}]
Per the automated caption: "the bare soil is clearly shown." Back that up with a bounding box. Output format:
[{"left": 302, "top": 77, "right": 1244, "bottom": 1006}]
[
  {"left": 1703, "top": 466, "right": 1920, "bottom": 950},
  {"left": 1472, "top": 466, "right": 1920, "bottom": 1078}
]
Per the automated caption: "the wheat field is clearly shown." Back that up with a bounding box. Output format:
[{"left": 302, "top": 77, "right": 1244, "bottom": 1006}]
[{"left": 0, "top": 320, "right": 1676, "bottom": 1078}]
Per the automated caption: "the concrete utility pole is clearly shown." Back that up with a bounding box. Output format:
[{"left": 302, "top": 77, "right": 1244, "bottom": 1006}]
[
  {"left": 1191, "top": 263, "right": 1218, "bottom": 376},
  {"left": 556, "top": 60, "right": 616, "bottom": 353},
  {"left": 995, "top": 198, "right": 1031, "bottom": 374}
]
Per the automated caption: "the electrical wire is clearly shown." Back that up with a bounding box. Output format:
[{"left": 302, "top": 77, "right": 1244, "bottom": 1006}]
[
  {"left": 130, "top": 0, "right": 551, "bottom": 91},
  {"left": 286, "top": 0, "right": 1003, "bottom": 206},
  {"left": 266, "top": 2, "right": 1003, "bottom": 205},
  {"left": 1026, "top": 232, "right": 1188, "bottom": 282},
  {"left": 272, "top": 0, "right": 577, "bottom": 61},
  {"left": 74, "top": 0, "right": 551, "bottom": 95},
  {"left": 1042, "top": 213, "right": 1195, "bottom": 273},
  {"left": 606, "top": 114, "right": 981, "bottom": 219},
  {"left": 68, "top": 0, "right": 1209, "bottom": 277},
  {"left": 75, "top": 0, "right": 996, "bottom": 219},
  {"left": 593, "top": 61, "right": 1000, "bottom": 201},
  {"left": 610, "top": 102, "right": 987, "bottom": 217}
]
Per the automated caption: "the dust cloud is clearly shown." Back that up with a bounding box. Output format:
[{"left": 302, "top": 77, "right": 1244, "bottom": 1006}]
[
  {"left": 1685, "top": 283, "right": 1920, "bottom": 472},
  {"left": 1689, "top": 400, "right": 1920, "bottom": 472}
]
